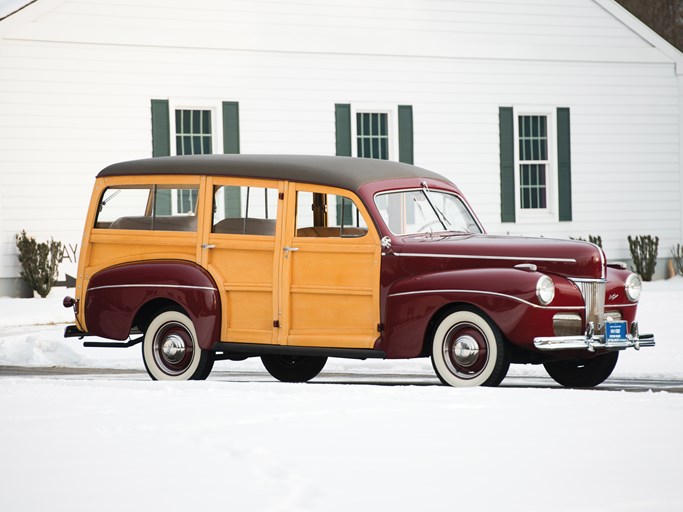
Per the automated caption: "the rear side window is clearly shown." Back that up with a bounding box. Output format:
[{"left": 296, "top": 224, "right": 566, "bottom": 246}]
[
  {"left": 95, "top": 185, "right": 199, "bottom": 232},
  {"left": 212, "top": 185, "right": 279, "bottom": 236}
]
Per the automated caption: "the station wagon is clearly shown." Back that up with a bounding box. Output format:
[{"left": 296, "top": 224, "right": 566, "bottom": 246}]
[{"left": 63, "top": 155, "right": 654, "bottom": 387}]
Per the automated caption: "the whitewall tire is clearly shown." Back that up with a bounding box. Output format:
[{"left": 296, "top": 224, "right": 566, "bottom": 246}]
[
  {"left": 142, "top": 310, "right": 214, "bottom": 381},
  {"left": 431, "top": 308, "right": 509, "bottom": 387}
]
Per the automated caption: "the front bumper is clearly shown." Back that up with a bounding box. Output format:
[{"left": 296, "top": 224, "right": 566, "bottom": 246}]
[{"left": 534, "top": 321, "right": 655, "bottom": 352}]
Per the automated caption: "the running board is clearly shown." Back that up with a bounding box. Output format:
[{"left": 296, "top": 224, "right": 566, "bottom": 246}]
[
  {"left": 83, "top": 336, "right": 143, "bottom": 348},
  {"left": 212, "top": 341, "right": 386, "bottom": 361}
]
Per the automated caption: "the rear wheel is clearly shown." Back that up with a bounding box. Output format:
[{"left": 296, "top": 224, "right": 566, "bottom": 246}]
[
  {"left": 142, "top": 310, "right": 214, "bottom": 381},
  {"left": 544, "top": 352, "right": 619, "bottom": 388},
  {"left": 261, "top": 355, "right": 327, "bottom": 383},
  {"left": 431, "top": 308, "right": 509, "bottom": 387}
]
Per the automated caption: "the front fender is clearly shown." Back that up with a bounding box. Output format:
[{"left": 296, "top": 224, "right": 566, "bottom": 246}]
[
  {"left": 382, "top": 268, "right": 583, "bottom": 358},
  {"left": 83, "top": 260, "right": 221, "bottom": 350}
]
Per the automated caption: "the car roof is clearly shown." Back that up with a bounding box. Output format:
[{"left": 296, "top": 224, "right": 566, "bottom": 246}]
[{"left": 97, "top": 154, "right": 450, "bottom": 192}]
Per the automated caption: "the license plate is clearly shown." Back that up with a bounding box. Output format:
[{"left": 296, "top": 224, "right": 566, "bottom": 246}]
[{"left": 605, "top": 320, "right": 628, "bottom": 342}]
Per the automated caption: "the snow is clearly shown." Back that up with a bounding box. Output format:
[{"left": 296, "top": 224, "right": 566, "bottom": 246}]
[{"left": 1, "top": 280, "right": 682, "bottom": 511}]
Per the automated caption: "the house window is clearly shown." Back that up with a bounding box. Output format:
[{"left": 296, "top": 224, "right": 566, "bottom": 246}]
[
  {"left": 499, "top": 106, "right": 572, "bottom": 223},
  {"left": 356, "top": 112, "right": 389, "bottom": 160},
  {"left": 518, "top": 115, "right": 548, "bottom": 210},
  {"left": 174, "top": 109, "right": 212, "bottom": 212},
  {"left": 175, "top": 109, "right": 212, "bottom": 156}
]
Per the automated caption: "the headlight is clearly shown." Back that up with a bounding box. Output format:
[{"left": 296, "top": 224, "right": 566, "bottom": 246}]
[
  {"left": 625, "top": 273, "right": 642, "bottom": 302},
  {"left": 536, "top": 275, "right": 555, "bottom": 305}
]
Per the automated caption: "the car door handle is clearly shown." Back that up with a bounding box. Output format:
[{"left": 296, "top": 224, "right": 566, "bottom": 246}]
[
  {"left": 283, "top": 246, "right": 299, "bottom": 258},
  {"left": 201, "top": 243, "right": 216, "bottom": 249}
]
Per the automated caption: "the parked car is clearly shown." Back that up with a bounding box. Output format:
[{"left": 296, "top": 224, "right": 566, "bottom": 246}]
[{"left": 63, "top": 155, "right": 654, "bottom": 387}]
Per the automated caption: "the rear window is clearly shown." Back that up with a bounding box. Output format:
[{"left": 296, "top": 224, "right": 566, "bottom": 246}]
[{"left": 95, "top": 185, "right": 199, "bottom": 232}]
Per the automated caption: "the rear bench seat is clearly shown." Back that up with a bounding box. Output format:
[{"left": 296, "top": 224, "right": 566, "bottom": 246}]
[
  {"left": 109, "top": 215, "right": 197, "bottom": 232},
  {"left": 213, "top": 218, "right": 276, "bottom": 236}
]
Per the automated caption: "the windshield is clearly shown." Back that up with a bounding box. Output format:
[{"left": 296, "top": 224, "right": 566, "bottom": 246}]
[{"left": 374, "top": 189, "right": 482, "bottom": 235}]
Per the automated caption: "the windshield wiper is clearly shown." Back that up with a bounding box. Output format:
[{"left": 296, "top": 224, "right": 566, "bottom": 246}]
[{"left": 421, "top": 181, "right": 450, "bottom": 231}]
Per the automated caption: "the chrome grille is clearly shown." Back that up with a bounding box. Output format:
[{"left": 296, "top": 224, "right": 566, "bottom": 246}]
[{"left": 571, "top": 279, "right": 606, "bottom": 331}]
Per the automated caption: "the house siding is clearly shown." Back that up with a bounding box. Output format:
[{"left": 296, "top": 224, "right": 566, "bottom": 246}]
[{"left": 0, "top": 0, "right": 681, "bottom": 292}]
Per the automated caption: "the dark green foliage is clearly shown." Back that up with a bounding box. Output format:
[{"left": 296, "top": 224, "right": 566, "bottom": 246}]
[
  {"left": 628, "top": 235, "right": 659, "bottom": 281},
  {"left": 589, "top": 235, "right": 602, "bottom": 248},
  {"left": 672, "top": 243, "right": 683, "bottom": 276},
  {"left": 570, "top": 235, "right": 602, "bottom": 248},
  {"left": 15, "top": 230, "right": 63, "bottom": 298}
]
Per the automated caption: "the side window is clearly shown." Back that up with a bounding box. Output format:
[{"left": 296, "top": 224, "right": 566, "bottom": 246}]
[
  {"left": 295, "top": 191, "right": 368, "bottom": 238},
  {"left": 96, "top": 185, "right": 199, "bottom": 232},
  {"left": 212, "top": 185, "right": 278, "bottom": 236}
]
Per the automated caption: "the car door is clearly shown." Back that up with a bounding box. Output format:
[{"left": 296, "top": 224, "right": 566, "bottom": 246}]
[
  {"left": 201, "top": 177, "right": 284, "bottom": 344},
  {"left": 278, "top": 183, "right": 381, "bottom": 349}
]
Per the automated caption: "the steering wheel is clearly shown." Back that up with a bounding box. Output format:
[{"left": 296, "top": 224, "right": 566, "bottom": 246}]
[{"left": 417, "top": 219, "right": 442, "bottom": 232}]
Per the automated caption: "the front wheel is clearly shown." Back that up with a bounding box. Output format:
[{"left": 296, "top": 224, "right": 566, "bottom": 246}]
[
  {"left": 544, "top": 352, "right": 619, "bottom": 388},
  {"left": 142, "top": 310, "right": 214, "bottom": 381},
  {"left": 261, "top": 355, "right": 327, "bottom": 383},
  {"left": 431, "top": 308, "right": 510, "bottom": 387}
]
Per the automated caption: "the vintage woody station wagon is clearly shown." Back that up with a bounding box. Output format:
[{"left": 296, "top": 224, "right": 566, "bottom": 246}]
[{"left": 64, "top": 155, "right": 654, "bottom": 387}]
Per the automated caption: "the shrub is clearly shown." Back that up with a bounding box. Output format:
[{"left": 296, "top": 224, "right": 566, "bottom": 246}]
[
  {"left": 570, "top": 235, "right": 602, "bottom": 248},
  {"left": 672, "top": 243, "right": 683, "bottom": 277},
  {"left": 15, "top": 230, "right": 64, "bottom": 298},
  {"left": 627, "top": 235, "right": 659, "bottom": 281}
]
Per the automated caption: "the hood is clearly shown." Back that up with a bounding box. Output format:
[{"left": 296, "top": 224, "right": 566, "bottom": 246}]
[{"left": 395, "top": 233, "right": 604, "bottom": 280}]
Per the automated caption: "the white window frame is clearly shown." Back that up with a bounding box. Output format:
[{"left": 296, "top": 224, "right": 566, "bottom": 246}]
[
  {"left": 350, "top": 104, "right": 398, "bottom": 161},
  {"left": 513, "top": 107, "right": 558, "bottom": 222},
  {"left": 169, "top": 99, "right": 223, "bottom": 156}
]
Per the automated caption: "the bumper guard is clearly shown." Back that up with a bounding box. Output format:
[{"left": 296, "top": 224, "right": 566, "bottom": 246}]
[{"left": 534, "top": 321, "right": 655, "bottom": 353}]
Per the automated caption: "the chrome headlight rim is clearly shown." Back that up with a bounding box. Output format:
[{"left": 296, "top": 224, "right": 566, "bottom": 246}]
[
  {"left": 536, "top": 275, "right": 555, "bottom": 305},
  {"left": 625, "top": 273, "right": 642, "bottom": 302}
]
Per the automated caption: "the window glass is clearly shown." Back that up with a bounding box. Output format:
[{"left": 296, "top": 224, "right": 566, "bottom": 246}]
[
  {"left": 212, "top": 185, "right": 278, "bottom": 236},
  {"left": 357, "top": 112, "right": 389, "bottom": 160},
  {"left": 518, "top": 115, "right": 548, "bottom": 209},
  {"left": 374, "top": 189, "right": 481, "bottom": 235},
  {"left": 96, "top": 185, "right": 198, "bottom": 231},
  {"left": 175, "top": 109, "right": 212, "bottom": 155},
  {"left": 295, "top": 191, "right": 368, "bottom": 238}
]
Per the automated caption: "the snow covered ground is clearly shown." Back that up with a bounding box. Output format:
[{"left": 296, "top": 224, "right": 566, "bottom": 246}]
[{"left": 1, "top": 279, "right": 682, "bottom": 511}]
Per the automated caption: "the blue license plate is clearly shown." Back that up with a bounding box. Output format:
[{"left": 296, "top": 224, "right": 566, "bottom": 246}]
[{"left": 605, "top": 320, "right": 628, "bottom": 342}]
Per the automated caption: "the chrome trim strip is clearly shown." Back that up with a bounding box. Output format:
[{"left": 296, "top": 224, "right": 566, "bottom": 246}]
[
  {"left": 387, "top": 289, "right": 583, "bottom": 310},
  {"left": 606, "top": 303, "right": 637, "bottom": 308},
  {"left": 395, "top": 253, "right": 576, "bottom": 263},
  {"left": 88, "top": 284, "right": 217, "bottom": 292}
]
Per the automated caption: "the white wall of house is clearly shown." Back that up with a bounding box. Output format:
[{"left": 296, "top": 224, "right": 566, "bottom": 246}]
[{"left": 1, "top": 0, "right": 681, "bottom": 295}]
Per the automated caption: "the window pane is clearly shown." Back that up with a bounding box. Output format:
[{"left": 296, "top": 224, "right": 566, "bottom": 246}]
[
  {"left": 212, "top": 185, "right": 278, "bottom": 236},
  {"left": 296, "top": 191, "right": 367, "bottom": 238},
  {"left": 96, "top": 185, "right": 198, "bottom": 231}
]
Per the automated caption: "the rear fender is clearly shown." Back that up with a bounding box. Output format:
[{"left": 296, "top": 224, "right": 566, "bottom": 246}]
[{"left": 83, "top": 260, "right": 220, "bottom": 350}]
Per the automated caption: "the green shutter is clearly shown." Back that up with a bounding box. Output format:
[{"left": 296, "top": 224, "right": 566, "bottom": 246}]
[
  {"left": 222, "top": 101, "right": 240, "bottom": 154},
  {"left": 499, "top": 107, "right": 515, "bottom": 223},
  {"left": 151, "top": 100, "right": 171, "bottom": 216},
  {"left": 335, "top": 104, "right": 351, "bottom": 156},
  {"left": 557, "top": 107, "right": 572, "bottom": 222},
  {"left": 151, "top": 99, "right": 170, "bottom": 157},
  {"left": 221, "top": 102, "right": 241, "bottom": 216},
  {"left": 398, "top": 105, "right": 414, "bottom": 164}
]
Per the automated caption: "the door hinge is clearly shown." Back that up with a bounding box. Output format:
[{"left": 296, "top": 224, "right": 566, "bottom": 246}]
[
  {"left": 377, "top": 323, "right": 384, "bottom": 333},
  {"left": 279, "top": 192, "right": 284, "bottom": 200},
  {"left": 273, "top": 320, "right": 280, "bottom": 328}
]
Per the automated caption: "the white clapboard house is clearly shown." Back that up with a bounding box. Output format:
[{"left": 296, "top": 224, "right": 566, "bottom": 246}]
[{"left": 1, "top": 0, "right": 682, "bottom": 296}]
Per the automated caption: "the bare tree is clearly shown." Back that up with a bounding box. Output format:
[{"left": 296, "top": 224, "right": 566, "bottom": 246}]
[{"left": 616, "top": 0, "right": 683, "bottom": 51}]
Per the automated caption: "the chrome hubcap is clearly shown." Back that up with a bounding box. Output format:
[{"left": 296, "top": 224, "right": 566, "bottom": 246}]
[
  {"left": 161, "top": 334, "right": 186, "bottom": 363},
  {"left": 452, "top": 335, "right": 480, "bottom": 367}
]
